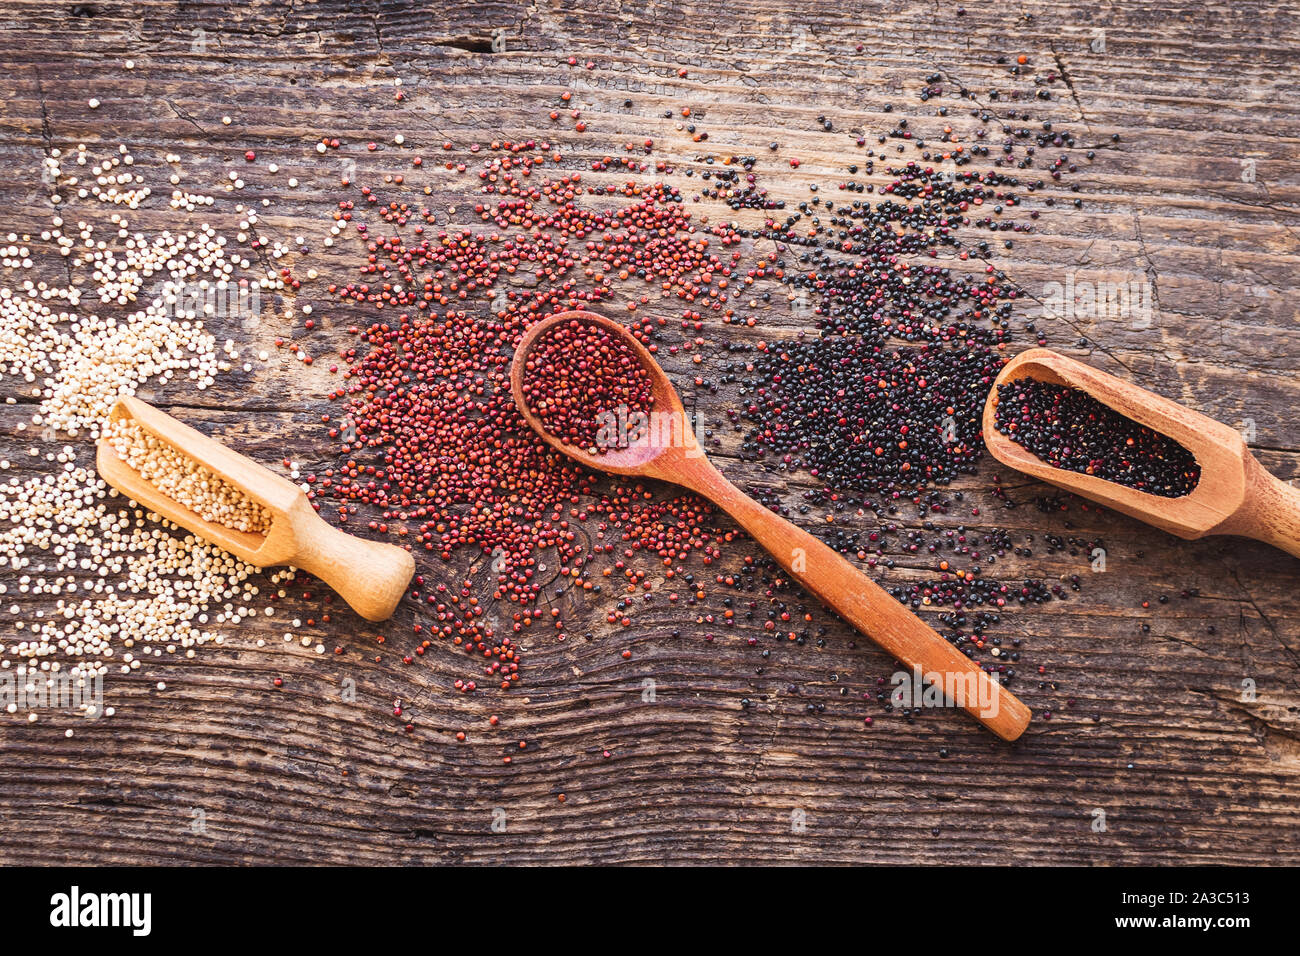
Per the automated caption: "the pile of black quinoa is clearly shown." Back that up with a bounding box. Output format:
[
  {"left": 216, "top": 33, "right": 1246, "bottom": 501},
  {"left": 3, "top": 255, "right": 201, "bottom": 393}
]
[
  {"left": 993, "top": 379, "right": 1201, "bottom": 497},
  {"left": 738, "top": 337, "right": 1001, "bottom": 493}
]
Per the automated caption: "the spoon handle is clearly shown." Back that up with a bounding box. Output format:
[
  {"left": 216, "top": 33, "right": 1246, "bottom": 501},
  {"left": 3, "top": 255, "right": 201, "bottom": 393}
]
[{"left": 681, "top": 462, "right": 1032, "bottom": 741}]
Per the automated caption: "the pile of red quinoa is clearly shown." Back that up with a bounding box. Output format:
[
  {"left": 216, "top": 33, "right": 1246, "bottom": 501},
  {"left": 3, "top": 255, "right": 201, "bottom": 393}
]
[
  {"left": 310, "top": 146, "right": 745, "bottom": 691},
  {"left": 520, "top": 318, "right": 656, "bottom": 454}
]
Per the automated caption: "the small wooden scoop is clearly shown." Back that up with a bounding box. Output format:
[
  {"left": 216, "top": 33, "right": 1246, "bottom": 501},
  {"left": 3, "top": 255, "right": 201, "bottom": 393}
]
[
  {"left": 97, "top": 396, "right": 415, "bottom": 622},
  {"left": 983, "top": 348, "right": 1300, "bottom": 559},
  {"left": 511, "top": 311, "right": 1031, "bottom": 741}
]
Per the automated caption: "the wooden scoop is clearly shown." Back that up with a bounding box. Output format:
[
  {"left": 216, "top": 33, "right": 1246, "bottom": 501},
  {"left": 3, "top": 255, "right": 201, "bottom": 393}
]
[
  {"left": 983, "top": 348, "right": 1300, "bottom": 559},
  {"left": 96, "top": 396, "right": 415, "bottom": 622},
  {"left": 511, "top": 310, "right": 1032, "bottom": 741}
]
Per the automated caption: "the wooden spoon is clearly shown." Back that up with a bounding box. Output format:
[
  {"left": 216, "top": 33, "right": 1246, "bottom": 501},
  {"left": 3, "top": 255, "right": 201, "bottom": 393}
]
[
  {"left": 983, "top": 348, "right": 1300, "bottom": 559},
  {"left": 511, "top": 310, "right": 1032, "bottom": 741},
  {"left": 96, "top": 396, "right": 415, "bottom": 622}
]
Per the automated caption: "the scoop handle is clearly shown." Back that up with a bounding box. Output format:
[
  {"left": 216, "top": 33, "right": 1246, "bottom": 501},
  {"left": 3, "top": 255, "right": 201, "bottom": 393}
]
[
  {"left": 288, "top": 507, "right": 415, "bottom": 622},
  {"left": 1236, "top": 457, "right": 1300, "bottom": 560},
  {"left": 680, "top": 462, "right": 1031, "bottom": 741}
]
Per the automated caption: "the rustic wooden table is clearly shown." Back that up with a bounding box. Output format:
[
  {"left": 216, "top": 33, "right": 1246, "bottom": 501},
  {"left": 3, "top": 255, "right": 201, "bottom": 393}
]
[{"left": 1, "top": 0, "right": 1297, "bottom": 865}]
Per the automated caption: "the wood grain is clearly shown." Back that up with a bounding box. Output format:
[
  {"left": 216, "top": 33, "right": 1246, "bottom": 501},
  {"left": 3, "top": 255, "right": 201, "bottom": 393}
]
[{"left": 0, "top": 0, "right": 1297, "bottom": 865}]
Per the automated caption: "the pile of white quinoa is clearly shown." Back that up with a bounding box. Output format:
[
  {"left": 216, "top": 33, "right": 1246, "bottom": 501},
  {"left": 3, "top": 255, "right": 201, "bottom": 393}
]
[{"left": 0, "top": 142, "right": 307, "bottom": 723}]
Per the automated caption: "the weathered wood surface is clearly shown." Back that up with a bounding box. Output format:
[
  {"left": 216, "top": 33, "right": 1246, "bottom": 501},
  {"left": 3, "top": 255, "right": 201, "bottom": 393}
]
[{"left": 0, "top": 0, "right": 1298, "bottom": 865}]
